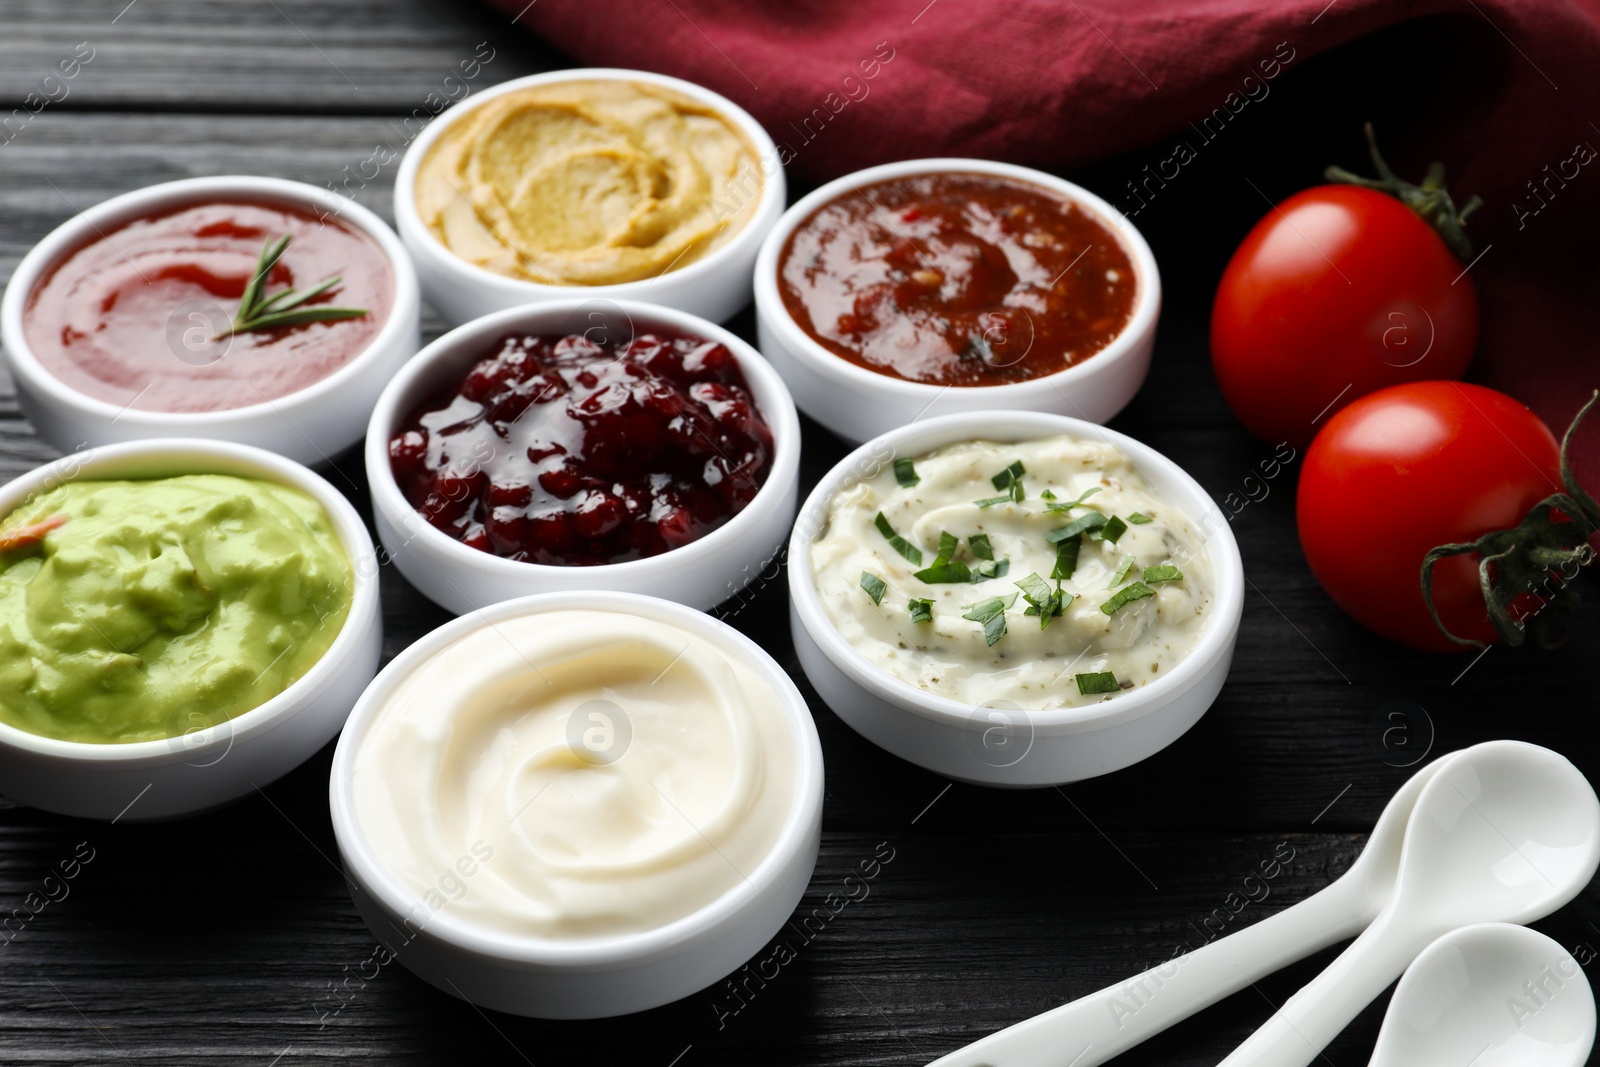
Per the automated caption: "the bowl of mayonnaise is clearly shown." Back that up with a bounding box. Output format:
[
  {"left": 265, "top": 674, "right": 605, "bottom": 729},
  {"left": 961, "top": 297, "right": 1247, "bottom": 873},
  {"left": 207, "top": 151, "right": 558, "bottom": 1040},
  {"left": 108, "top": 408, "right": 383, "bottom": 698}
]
[{"left": 328, "top": 590, "right": 823, "bottom": 1018}]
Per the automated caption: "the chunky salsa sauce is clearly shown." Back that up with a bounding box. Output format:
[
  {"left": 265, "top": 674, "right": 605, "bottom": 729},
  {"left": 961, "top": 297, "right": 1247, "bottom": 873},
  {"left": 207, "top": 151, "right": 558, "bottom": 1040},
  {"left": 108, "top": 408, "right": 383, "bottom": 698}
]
[
  {"left": 778, "top": 172, "right": 1137, "bottom": 387},
  {"left": 389, "top": 330, "right": 773, "bottom": 566},
  {"left": 23, "top": 200, "right": 392, "bottom": 413}
]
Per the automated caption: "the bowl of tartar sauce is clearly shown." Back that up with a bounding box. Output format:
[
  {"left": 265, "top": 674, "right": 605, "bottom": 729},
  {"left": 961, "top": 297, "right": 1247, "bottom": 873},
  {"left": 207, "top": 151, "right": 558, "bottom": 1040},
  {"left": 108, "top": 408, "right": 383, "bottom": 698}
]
[
  {"left": 789, "top": 410, "right": 1243, "bottom": 787},
  {"left": 328, "top": 591, "right": 823, "bottom": 1018}
]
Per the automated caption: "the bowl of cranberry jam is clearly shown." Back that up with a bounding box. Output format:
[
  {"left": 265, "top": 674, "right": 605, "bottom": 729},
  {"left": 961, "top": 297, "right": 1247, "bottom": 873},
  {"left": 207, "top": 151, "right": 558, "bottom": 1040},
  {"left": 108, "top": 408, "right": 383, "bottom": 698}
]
[
  {"left": 366, "top": 299, "right": 801, "bottom": 615},
  {"left": 390, "top": 330, "right": 774, "bottom": 566}
]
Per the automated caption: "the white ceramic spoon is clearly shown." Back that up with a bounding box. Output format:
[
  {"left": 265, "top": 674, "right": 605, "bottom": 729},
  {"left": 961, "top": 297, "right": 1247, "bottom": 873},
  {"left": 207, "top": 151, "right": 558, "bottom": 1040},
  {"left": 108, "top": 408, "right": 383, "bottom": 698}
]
[
  {"left": 924, "top": 746, "right": 1466, "bottom": 1067},
  {"left": 1218, "top": 740, "right": 1600, "bottom": 1067},
  {"left": 1369, "top": 923, "right": 1595, "bottom": 1067}
]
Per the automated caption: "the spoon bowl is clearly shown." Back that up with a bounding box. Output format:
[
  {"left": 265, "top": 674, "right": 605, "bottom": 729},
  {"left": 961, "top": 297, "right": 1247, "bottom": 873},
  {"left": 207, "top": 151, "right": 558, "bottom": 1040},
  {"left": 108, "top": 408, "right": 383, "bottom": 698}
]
[
  {"left": 1370, "top": 923, "right": 1595, "bottom": 1067},
  {"left": 925, "top": 748, "right": 1466, "bottom": 1066},
  {"left": 1221, "top": 741, "right": 1600, "bottom": 1067},
  {"left": 1400, "top": 744, "right": 1600, "bottom": 930}
]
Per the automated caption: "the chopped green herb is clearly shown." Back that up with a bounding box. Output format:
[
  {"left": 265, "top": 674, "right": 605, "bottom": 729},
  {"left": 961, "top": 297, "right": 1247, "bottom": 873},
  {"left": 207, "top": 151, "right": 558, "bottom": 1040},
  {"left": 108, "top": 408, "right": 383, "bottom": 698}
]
[
  {"left": 969, "top": 533, "right": 994, "bottom": 560},
  {"left": 970, "top": 558, "right": 1010, "bottom": 582},
  {"left": 1089, "top": 515, "right": 1128, "bottom": 543},
  {"left": 860, "top": 571, "right": 887, "bottom": 605},
  {"left": 1049, "top": 588, "right": 1075, "bottom": 623},
  {"left": 1127, "top": 512, "right": 1153, "bottom": 524},
  {"left": 1015, "top": 572, "right": 1053, "bottom": 603},
  {"left": 1015, "top": 572, "right": 1070, "bottom": 629},
  {"left": 1143, "top": 564, "right": 1184, "bottom": 584},
  {"left": 990, "top": 460, "right": 1026, "bottom": 490},
  {"left": 976, "top": 479, "right": 1024, "bottom": 506},
  {"left": 915, "top": 560, "right": 972, "bottom": 583},
  {"left": 914, "top": 530, "right": 972, "bottom": 582},
  {"left": 874, "top": 512, "right": 923, "bottom": 565},
  {"left": 962, "top": 594, "right": 1015, "bottom": 646},
  {"left": 1101, "top": 581, "right": 1155, "bottom": 615},
  {"left": 1044, "top": 486, "right": 1102, "bottom": 513},
  {"left": 1040, "top": 488, "right": 1057, "bottom": 501},
  {"left": 1047, "top": 511, "right": 1108, "bottom": 543},
  {"left": 908, "top": 597, "right": 933, "bottom": 623},
  {"left": 977, "top": 460, "right": 1027, "bottom": 506},
  {"left": 893, "top": 456, "right": 920, "bottom": 488},
  {"left": 1075, "top": 671, "right": 1122, "bottom": 695},
  {"left": 1051, "top": 536, "right": 1081, "bottom": 580},
  {"left": 1110, "top": 556, "right": 1136, "bottom": 585}
]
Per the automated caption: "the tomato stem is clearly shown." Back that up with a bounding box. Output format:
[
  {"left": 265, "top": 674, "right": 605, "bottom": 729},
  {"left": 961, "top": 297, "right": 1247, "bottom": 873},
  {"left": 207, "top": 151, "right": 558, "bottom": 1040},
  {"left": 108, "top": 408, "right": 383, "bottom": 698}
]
[
  {"left": 1325, "top": 123, "right": 1483, "bottom": 262},
  {"left": 1421, "top": 391, "right": 1600, "bottom": 649}
]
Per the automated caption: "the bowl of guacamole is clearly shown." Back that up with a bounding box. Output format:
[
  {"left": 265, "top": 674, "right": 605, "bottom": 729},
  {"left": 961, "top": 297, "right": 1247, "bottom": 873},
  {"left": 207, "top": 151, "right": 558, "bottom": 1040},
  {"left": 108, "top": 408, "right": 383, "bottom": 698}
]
[{"left": 0, "top": 440, "right": 381, "bottom": 820}]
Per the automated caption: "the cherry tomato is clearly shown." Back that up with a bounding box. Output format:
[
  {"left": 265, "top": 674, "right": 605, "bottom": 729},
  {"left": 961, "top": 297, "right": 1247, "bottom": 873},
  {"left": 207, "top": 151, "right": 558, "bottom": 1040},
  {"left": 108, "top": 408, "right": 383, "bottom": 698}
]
[
  {"left": 1297, "top": 382, "right": 1561, "bottom": 651},
  {"left": 1212, "top": 185, "right": 1479, "bottom": 448}
]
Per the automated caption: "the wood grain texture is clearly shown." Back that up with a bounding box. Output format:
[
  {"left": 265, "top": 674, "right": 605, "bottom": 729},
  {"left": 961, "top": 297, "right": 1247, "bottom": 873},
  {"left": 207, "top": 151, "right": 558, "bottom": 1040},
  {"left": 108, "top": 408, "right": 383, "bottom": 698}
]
[
  {"left": 0, "top": 0, "right": 563, "bottom": 112},
  {"left": 2, "top": 3, "right": 1598, "bottom": 1064}
]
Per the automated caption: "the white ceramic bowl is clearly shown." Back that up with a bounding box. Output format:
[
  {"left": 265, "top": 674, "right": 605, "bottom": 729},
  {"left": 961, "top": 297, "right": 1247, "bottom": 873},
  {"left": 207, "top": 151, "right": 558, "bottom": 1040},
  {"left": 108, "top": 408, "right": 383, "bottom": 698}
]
[
  {"left": 788, "top": 411, "right": 1242, "bottom": 787},
  {"left": 755, "top": 158, "right": 1161, "bottom": 444},
  {"left": 0, "top": 176, "right": 421, "bottom": 467},
  {"left": 0, "top": 439, "right": 382, "bottom": 820},
  {"left": 365, "top": 298, "right": 800, "bottom": 615},
  {"left": 393, "top": 67, "right": 785, "bottom": 326},
  {"left": 329, "top": 591, "right": 824, "bottom": 1018}
]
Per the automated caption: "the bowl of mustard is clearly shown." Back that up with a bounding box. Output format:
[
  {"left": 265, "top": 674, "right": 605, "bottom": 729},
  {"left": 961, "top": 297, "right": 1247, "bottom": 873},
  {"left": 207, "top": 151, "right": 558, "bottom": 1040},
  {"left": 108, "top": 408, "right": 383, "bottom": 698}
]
[
  {"left": 394, "top": 68, "right": 785, "bottom": 326},
  {"left": 0, "top": 439, "right": 381, "bottom": 820}
]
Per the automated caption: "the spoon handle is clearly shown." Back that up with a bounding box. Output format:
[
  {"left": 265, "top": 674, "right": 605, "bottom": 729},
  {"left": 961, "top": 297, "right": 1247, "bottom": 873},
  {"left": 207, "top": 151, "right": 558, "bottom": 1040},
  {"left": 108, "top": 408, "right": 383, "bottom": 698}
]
[
  {"left": 925, "top": 878, "right": 1369, "bottom": 1067},
  {"left": 1216, "top": 912, "right": 1425, "bottom": 1067}
]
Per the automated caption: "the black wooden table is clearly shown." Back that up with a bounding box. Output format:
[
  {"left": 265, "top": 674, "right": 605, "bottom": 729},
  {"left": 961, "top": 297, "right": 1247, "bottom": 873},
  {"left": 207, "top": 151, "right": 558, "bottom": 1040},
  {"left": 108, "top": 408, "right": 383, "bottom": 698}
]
[{"left": 2, "top": 4, "right": 1597, "bottom": 1064}]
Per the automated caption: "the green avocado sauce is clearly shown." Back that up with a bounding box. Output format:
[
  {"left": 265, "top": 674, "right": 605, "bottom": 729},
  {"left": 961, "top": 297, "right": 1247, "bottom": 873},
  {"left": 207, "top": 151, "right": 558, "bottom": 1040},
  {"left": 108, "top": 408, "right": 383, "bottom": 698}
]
[{"left": 0, "top": 474, "right": 352, "bottom": 744}]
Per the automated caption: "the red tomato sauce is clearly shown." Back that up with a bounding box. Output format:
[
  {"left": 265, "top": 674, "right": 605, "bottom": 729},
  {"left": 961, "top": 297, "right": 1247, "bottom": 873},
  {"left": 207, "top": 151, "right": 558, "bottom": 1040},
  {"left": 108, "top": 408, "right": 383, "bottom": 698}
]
[
  {"left": 389, "top": 331, "right": 774, "bottom": 566},
  {"left": 23, "top": 200, "right": 392, "bottom": 412},
  {"left": 778, "top": 173, "right": 1137, "bottom": 386}
]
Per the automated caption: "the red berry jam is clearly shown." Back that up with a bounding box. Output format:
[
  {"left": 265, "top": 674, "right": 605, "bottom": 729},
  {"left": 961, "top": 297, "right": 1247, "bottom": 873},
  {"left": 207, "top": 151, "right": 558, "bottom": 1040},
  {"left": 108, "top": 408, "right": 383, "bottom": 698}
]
[{"left": 389, "top": 331, "right": 774, "bottom": 566}]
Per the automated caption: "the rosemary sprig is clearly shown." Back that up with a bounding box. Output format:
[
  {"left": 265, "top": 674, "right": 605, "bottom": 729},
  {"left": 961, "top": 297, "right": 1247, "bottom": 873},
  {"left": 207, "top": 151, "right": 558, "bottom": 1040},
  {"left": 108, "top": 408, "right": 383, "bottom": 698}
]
[{"left": 214, "top": 234, "right": 367, "bottom": 340}]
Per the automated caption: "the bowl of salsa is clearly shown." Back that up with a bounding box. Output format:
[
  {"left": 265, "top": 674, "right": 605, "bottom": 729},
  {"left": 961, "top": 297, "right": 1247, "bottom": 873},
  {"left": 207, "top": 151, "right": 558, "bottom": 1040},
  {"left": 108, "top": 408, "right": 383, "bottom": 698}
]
[
  {"left": 1, "top": 176, "right": 420, "bottom": 465},
  {"left": 754, "top": 159, "right": 1161, "bottom": 443}
]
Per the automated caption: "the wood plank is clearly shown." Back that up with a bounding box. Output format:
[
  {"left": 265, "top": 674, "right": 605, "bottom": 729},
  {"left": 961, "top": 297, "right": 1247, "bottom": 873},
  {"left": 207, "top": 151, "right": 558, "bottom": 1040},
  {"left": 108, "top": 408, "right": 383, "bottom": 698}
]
[
  {"left": 14, "top": 822, "right": 1577, "bottom": 1066},
  {"left": 0, "top": 0, "right": 561, "bottom": 114},
  {"left": 0, "top": 113, "right": 456, "bottom": 266}
]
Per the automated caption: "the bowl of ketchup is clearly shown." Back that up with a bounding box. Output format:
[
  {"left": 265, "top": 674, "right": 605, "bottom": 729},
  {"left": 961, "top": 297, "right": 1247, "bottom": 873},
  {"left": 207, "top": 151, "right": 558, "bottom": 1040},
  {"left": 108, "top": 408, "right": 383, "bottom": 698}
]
[{"left": 1, "top": 175, "right": 419, "bottom": 464}]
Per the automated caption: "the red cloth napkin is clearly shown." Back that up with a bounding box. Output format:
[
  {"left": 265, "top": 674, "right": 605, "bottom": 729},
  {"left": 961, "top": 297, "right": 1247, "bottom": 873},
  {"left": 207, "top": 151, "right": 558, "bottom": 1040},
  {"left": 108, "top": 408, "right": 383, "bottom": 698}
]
[{"left": 492, "top": 0, "right": 1600, "bottom": 479}]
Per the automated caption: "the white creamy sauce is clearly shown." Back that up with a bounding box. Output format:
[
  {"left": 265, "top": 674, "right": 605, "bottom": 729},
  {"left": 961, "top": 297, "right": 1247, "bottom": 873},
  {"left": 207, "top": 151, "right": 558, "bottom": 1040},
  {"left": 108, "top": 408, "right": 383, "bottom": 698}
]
[
  {"left": 350, "top": 608, "right": 796, "bottom": 940},
  {"left": 811, "top": 436, "right": 1214, "bottom": 709}
]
